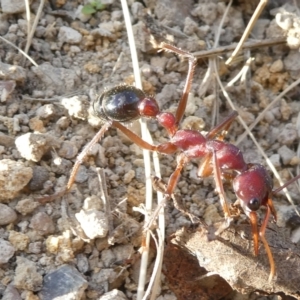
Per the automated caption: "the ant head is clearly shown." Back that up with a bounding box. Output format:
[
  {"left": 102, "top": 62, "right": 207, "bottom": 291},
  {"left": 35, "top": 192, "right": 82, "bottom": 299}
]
[{"left": 233, "top": 164, "right": 272, "bottom": 213}]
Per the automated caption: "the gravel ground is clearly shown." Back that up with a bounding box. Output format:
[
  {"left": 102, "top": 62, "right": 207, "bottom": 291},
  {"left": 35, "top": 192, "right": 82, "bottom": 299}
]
[{"left": 0, "top": 0, "right": 300, "bottom": 299}]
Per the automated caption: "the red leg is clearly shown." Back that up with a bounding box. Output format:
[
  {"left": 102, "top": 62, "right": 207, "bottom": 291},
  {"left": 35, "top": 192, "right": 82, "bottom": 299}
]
[
  {"left": 166, "top": 153, "right": 189, "bottom": 195},
  {"left": 206, "top": 111, "right": 238, "bottom": 140},
  {"left": 112, "top": 121, "right": 178, "bottom": 155},
  {"left": 151, "top": 176, "right": 200, "bottom": 224},
  {"left": 249, "top": 211, "right": 259, "bottom": 256},
  {"left": 39, "top": 120, "right": 182, "bottom": 203},
  {"left": 266, "top": 197, "right": 277, "bottom": 221},
  {"left": 38, "top": 121, "right": 112, "bottom": 203},
  {"left": 197, "top": 153, "right": 213, "bottom": 178},
  {"left": 259, "top": 200, "right": 276, "bottom": 281},
  {"left": 144, "top": 153, "right": 190, "bottom": 229},
  {"left": 161, "top": 43, "right": 197, "bottom": 125},
  {"left": 211, "top": 150, "right": 231, "bottom": 218}
]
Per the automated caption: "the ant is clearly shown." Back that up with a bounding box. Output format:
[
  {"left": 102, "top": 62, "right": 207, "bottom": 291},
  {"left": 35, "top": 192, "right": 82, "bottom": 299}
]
[{"left": 37, "top": 42, "right": 299, "bottom": 282}]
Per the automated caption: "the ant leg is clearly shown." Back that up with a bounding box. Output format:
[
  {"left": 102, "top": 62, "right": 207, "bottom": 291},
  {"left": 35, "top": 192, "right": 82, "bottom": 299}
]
[
  {"left": 266, "top": 197, "right": 277, "bottom": 221},
  {"left": 197, "top": 153, "right": 213, "bottom": 177},
  {"left": 144, "top": 153, "right": 189, "bottom": 229},
  {"left": 152, "top": 176, "right": 200, "bottom": 224},
  {"left": 211, "top": 150, "right": 231, "bottom": 219},
  {"left": 161, "top": 43, "right": 197, "bottom": 125},
  {"left": 166, "top": 153, "right": 188, "bottom": 195},
  {"left": 259, "top": 198, "right": 276, "bottom": 281},
  {"left": 38, "top": 121, "right": 112, "bottom": 203},
  {"left": 249, "top": 211, "right": 259, "bottom": 256},
  {"left": 112, "top": 121, "right": 179, "bottom": 155},
  {"left": 206, "top": 111, "right": 238, "bottom": 140}
]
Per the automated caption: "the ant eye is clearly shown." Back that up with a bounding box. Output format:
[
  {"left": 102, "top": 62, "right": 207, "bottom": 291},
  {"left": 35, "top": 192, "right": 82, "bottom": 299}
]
[{"left": 247, "top": 198, "right": 260, "bottom": 211}]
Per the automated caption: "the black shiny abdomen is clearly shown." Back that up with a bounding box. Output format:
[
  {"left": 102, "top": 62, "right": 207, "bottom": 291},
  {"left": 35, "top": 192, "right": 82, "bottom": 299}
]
[{"left": 93, "top": 85, "right": 145, "bottom": 122}]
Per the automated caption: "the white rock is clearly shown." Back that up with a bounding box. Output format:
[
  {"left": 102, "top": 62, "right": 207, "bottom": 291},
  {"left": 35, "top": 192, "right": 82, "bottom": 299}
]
[
  {"left": 76, "top": 209, "right": 109, "bottom": 239},
  {"left": 99, "top": 289, "right": 127, "bottom": 300},
  {"left": 58, "top": 26, "right": 82, "bottom": 44},
  {"left": 291, "top": 227, "right": 300, "bottom": 243}
]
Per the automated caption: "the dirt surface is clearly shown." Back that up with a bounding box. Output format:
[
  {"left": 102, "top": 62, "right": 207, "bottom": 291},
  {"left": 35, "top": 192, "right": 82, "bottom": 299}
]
[{"left": 1, "top": 0, "right": 300, "bottom": 299}]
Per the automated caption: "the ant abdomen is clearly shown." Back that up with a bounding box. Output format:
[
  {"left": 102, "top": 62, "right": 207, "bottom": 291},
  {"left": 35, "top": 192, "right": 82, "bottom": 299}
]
[
  {"left": 93, "top": 85, "right": 145, "bottom": 122},
  {"left": 93, "top": 85, "right": 160, "bottom": 122}
]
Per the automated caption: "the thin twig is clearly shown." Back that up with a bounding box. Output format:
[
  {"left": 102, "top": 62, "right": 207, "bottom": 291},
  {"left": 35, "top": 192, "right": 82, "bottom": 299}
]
[
  {"left": 226, "top": 57, "right": 254, "bottom": 87},
  {"left": 24, "top": 0, "right": 46, "bottom": 54},
  {"left": 0, "top": 36, "right": 38, "bottom": 67},
  {"left": 142, "top": 228, "right": 164, "bottom": 300},
  {"left": 96, "top": 168, "right": 114, "bottom": 236},
  {"left": 200, "top": 0, "right": 233, "bottom": 126},
  {"left": 24, "top": 0, "right": 31, "bottom": 47},
  {"left": 225, "top": 0, "right": 268, "bottom": 65},
  {"left": 192, "top": 38, "right": 286, "bottom": 60}
]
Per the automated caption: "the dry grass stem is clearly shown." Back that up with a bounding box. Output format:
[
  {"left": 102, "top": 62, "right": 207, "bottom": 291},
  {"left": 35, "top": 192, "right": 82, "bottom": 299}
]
[{"left": 226, "top": 0, "right": 268, "bottom": 65}]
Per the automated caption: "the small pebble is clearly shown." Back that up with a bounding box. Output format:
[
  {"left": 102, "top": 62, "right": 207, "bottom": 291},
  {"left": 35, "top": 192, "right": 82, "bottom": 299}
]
[
  {"left": 29, "top": 212, "right": 55, "bottom": 235},
  {"left": 51, "top": 156, "right": 72, "bottom": 175},
  {"left": 0, "top": 203, "right": 17, "bottom": 225},
  {"left": 0, "top": 159, "right": 32, "bottom": 202},
  {"left": 61, "top": 96, "right": 88, "bottom": 120},
  {"left": 269, "top": 59, "right": 284, "bottom": 73},
  {"left": 76, "top": 253, "right": 89, "bottom": 274},
  {"left": 123, "top": 169, "right": 135, "bottom": 184},
  {"left": 28, "top": 242, "right": 42, "bottom": 254},
  {"left": 0, "top": 80, "right": 16, "bottom": 102},
  {"left": 0, "top": 132, "right": 15, "bottom": 147},
  {"left": 15, "top": 199, "right": 39, "bottom": 215},
  {"left": 0, "top": 238, "right": 15, "bottom": 264},
  {"left": 8, "top": 231, "right": 29, "bottom": 251},
  {"left": 58, "top": 26, "right": 83, "bottom": 44},
  {"left": 0, "top": 62, "right": 26, "bottom": 82},
  {"left": 203, "top": 204, "right": 222, "bottom": 225},
  {"left": 75, "top": 165, "right": 88, "bottom": 184},
  {"left": 28, "top": 166, "right": 49, "bottom": 191},
  {"left": 58, "top": 140, "right": 78, "bottom": 159},
  {"left": 99, "top": 289, "right": 127, "bottom": 300},
  {"left": 278, "top": 145, "right": 296, "bottom": 165},
  {"left": 91, "top": 268, "right": 118, "bottom": 292},
  {"left": 39, "top": 265, "right": 88, "bottom": 300},
  {"left": 283, "top": 51, "right": 300, "bottom": 72},
  {"left": 82, "top": 195, "right": 103, "bottom": 211},
  {"left": 291, "top": 227, "right": 300, "bottom": 244},
  {"left": 28, "top": 116, "right": 44, "bottom": 132},
  {"left": 75, "top": 209, "right": 109, "bottom": 239},
  {"left": 15, "top": 133, "right": 60, "bottom": 162},
  {"left": 56, "top": 116, "right": 70, "bottom": 130},
  {"left": 277, "top": 124, "right": 298, "bottom": 146},
  {"left": 2, "top": 284, "right": 22, "bottom": 300},
  {"left": 14, "top": 256, "right": 43, "bottom": 291},
  {"left": 36, "top": 104, "right": 56, "bottom": 119},
  {"left": 269, "top": 153, "right": 281, "bottom": 167},
  {"left": 101, "top": 249, "right": 115, "bottom": 268}
]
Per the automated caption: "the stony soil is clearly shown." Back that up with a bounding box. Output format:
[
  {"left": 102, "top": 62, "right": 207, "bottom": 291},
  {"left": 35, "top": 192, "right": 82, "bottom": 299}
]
[{"left": 0, "top": 0, "right": 300, "bottom": 299}]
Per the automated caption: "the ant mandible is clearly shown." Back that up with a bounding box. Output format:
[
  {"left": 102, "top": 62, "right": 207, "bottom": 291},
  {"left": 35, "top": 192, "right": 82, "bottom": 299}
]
[{"left": 37, "top": 42, "right": 296, "bottom": 282}]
